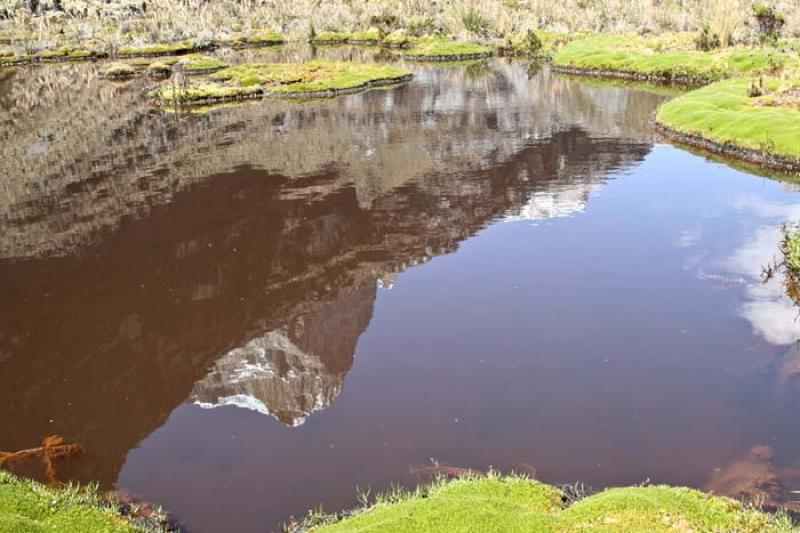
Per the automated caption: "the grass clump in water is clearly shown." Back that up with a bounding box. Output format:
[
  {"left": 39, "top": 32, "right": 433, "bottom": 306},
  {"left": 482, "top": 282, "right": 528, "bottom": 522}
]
[
  {"left": 311, "top": 31, "right": 353, "bottom": 44},
  {"left": 151, "top": 60, "right": 411, "bottom": 104},
  {"left": 0, "top": 470, "right": 138, "bottom": 532},
  {"left": 553, "top": 34, "right": 793, "bottom": 84},
  {"left": 221, "top": 30, "right": 284, "bottom": 47},
  {"left": 301, "top": 474, "right": 794, "bottom": 533},
  {"left": 656, "top": 78, "right": 800, "bottom": 169},
  {"left": 117, "top": 41, "right": 198, "bottom": 57},
  {"left": 405, "top": 37, "right": 493, "bottom": 60},
  {"left": 146, "top": 61, "right": 172, "bottom": 77},
  {"left": 99, "top": 62, "right": 136, "bottom": 79},
  {"left": 181, "top": 54, "right": 227, "bottom": 74}
]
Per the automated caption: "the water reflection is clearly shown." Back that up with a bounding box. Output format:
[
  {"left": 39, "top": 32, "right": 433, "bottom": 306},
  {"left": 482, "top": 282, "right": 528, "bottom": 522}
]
[{"left": 0, "top": 55, "right": 658, "bottom": 504}]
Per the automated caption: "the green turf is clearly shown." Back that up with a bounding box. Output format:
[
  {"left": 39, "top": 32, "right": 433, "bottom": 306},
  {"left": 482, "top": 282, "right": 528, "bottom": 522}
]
[
  {"left": 152, "top": 60, "right": 411, "bottom": 103},
  {"left": 117, "top": 41, "right": 197, "bottom": 57},
  {"left": 0, "top": 471, "right": 137, "bottom": 533},
  {"left": 181, "top": 54, "right": 227, "bottom": 73},
  {"left": 554, "top": 34, "right": 794, "bottom": 83},
  {"left": 405, "top": 37, "right": 493, "bottom": 59},
  {"left": 308, "top": 475, "right": 794, "bottom": 533},
  {"left": 656, "top": 78, "right": 800, "bottom": 161}
]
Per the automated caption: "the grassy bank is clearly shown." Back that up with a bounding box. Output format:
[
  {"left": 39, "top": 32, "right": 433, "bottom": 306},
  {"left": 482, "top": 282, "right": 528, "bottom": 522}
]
[
  {"left": 151, "top": 60, "right": 412, "bottom": 104},
  {"left": 297, "top": 474, "right": 795, "bottom": 532},
  {"left": 404, "top": 37, "right": 493, "bottom": 61},
  {"left": 0, "top": 470, "right": 142, "bottom": 532},
  {"left": 553, "top": 34, "right": 794, "bottom": 84},
  {"left": 656, "top": 78, "right": 800, "bottom": 170}
]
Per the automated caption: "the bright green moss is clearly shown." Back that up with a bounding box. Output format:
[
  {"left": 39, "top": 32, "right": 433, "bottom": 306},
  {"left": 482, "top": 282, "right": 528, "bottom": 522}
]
[
  {"left": 554, "top": 34, "right": 794, "bottom": 83},
  {"left": 152, "top": 60, "right": 412, "bottom": 104},
  {"left": 0, "top": 471, "right": 137, "bottom": 533},
  {"left": 349, "top": 27, "right": 382, "bottom": 42},
  {"left": 405, "top": 37, "right": 493, "bottom": 60},
  {"left": 383, "top": 30, "right": 418, "bottom": 48},
  {"left": 181, "top": 54, "right": 227, "bottom": 74},
  {"left": 221, "top": 30, "right": 284, "bottom": 47},
  {"left": 656, "top": 78, "right": 800, "bottom": 163},
  {"left": 99, "top": 62, "right": 136, "bottom": 79},
  {"left": 307, "top": 475, "right": 792, "bottom": 533}
]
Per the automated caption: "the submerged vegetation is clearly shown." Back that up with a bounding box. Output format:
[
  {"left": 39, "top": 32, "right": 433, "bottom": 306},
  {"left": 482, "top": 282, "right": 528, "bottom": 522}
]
[
  {"left": 294, "top": 473, "right": 796, "bottom": 532},
  {"left": 151, "top": 60, "right": 412, "bottom": 104}
]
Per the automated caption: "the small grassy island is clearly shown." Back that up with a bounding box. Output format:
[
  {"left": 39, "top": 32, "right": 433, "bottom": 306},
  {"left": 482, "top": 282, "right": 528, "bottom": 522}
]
[
  {"left": 404, "top": 37, "right": 493, "bottom": 61},
  {"left": 0, "top": 471, "right": 140, "bottom": 532},
  {"left": 151, "top": 60, "right": 412, "bottom": 105},
  {"left": 300, "top": 474, "right": 795, "bottom": 533},
  {"left": 656, "top": 78, "right": 800, "bottom": 171}
]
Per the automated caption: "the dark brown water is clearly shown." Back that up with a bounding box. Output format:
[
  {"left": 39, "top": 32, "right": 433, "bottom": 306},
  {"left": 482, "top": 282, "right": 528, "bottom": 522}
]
[{"left": 3, "top": 47, "right": 800, "bottom": 532}]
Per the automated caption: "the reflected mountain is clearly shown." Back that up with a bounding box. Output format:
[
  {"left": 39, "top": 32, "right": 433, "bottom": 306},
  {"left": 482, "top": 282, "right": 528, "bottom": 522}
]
[
  {"left": 191, "top": 284, "right": 375, "bottom": 427},
  {"left": 0, "top": 58, "right": 661, "bottom": 488}
]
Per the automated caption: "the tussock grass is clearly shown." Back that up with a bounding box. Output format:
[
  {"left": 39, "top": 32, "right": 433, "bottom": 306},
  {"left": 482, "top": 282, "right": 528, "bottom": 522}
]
[{"left": 297, "top": 473, "right": 795, "bottom": 532}]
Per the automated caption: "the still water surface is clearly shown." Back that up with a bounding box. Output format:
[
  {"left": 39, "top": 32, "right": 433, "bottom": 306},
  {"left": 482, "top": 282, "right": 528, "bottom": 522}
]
[{"left": 2, "top": 48, "right": 800, "bottom": 532}]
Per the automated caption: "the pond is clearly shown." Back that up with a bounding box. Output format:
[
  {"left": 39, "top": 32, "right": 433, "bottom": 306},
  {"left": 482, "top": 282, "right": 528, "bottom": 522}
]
[{"left": 2, "top": 47, "right": 800, "bottom": 532}]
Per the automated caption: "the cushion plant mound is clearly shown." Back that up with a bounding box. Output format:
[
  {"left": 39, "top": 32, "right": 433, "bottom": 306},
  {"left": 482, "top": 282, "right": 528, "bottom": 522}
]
[
  {"left": 553, "top": 34, "right": 793, "bottom": 84},
  {"left": 180, "top": 54, "right": 227, "bottom": 74},
  {"left": 151, "top": 60, "right": 412, "bottom": 104},
  {"left": 221, "top": 30, "right": 284, "bottom": 47},
  {"left": 0, "top": 470, "right": 137, "bottom": 533},
  {"left": 307, "top": 475, "right": 790, "bottom": 533},
  {"left": 117, "top": 41, "right": 198, "bottom": 57},
  {"left": 405, "top": 37, "right": 493, "bottom": 61},
  {"left": 311, "top": 31, "right": 353, "bottom": 44},
  {"left": 99, "top": 63, "right": 136, "bottom": 79},
  {"left": 656, "top": 78, "right": 800, "bottom": 169}
]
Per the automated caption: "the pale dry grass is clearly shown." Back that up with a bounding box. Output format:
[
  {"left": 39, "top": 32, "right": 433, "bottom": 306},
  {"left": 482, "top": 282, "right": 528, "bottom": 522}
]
[{"left": 1, "top": 0, "right": 800, "bottom": 49}]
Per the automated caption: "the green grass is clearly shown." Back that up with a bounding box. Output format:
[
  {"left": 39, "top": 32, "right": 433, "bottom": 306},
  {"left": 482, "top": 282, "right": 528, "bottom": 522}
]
[
  {"left": 782, "top": 226, "right": 800, "bottom": 273},
  {"left": 656, "top": 78, "right": 800, "bottom": 163},
  {"left": 221, "top": 30, "right": 284, "bottom": 47},
  {"left": 349, "top": 28, "right": 382, "bottom": 42},
  {"left": 405, "top": 37, "right": 493, "bottom": 59},
  {"left": 35, "top": 46, "right": 94, "bottom": 60},
  {"left": 117, "top": 41, "right": 197, "bottom": 57},
  {"left": 152, "top": 60, "right": 411, "bottom": 104},
  {"left": 312, "top": 31, "right": 353, "bottom": 44},
  {"left": 99, "top": 63, "right": 136, "bottom": 79},
  {"left": 554, "top": 35, "right": 793, "bottom": 83},
  {"left": 307, "top": 474, "right": 794, "bottom": 533},
  {"left": 181, "top": 54, "right": 227, "bottom": 73},
  {"left": 0, "top": 471, "right": 137, "bottom": 533}
]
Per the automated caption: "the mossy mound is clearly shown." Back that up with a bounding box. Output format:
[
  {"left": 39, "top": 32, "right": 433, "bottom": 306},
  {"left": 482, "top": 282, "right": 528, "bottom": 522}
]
[
  {"left": 311, "top": 28, "right": 382, "bottom": 45},
  {"left": 0, "top": 471, "right": 138, "bottom": 532},
  {"left": 382, "top": 30, "right": 418, "bottom": 48},
  {"left": 34, "top": 46, "right": 98, "bottom": 61},
  {"left": 116, "top": 41, "right": 199, "bottom": 58},
  {"left": 151, "top": 60, "right": 412, "bottom": 105},
  {"left": 180, "top": 54, "right": 227, "bottom": 74},
  {"left": 404, "top": 37, "right": 493, "bottom": 61},
  {"left": 98, "top": 62, "right": 136, "bottom": 79},
  {"left": 305, "top": 475, "right": 792, "bottom": 533},
  {"left": 553, "top": 34, "right": 795, "bottom": 84},
  {"left": 220, "top": 30, "right": 284, "bottom": 48},
  {"left": 656, "top": 78, "right": 800, "bottom": 171},
  {"left": 146, "top": 61, "right": 172, "bottom": 77}
]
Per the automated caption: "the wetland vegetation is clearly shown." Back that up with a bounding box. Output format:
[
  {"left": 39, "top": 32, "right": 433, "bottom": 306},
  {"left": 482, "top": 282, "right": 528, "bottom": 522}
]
[
  {"left": 296, "top": 474, "right": 795, "bottom": 533},
  {"left": 4, "top": 0, "right": 800, "bottom": 531}
]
